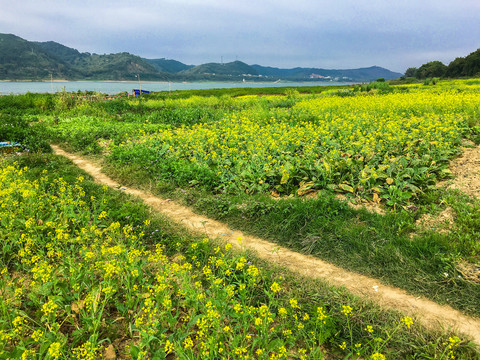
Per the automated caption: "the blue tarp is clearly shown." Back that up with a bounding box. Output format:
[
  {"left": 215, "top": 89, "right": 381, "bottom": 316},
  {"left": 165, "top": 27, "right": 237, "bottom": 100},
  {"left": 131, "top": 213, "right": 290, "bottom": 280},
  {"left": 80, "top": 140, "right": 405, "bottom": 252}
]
[
  {"left": 133, "top": 89, "right": 150, "bottom": 96},
  {"left": 0, "top": 142, "right": 21, "bottom": 148},
  {"left": 0, "top": 142, "right": 21, "bottom": 154}
]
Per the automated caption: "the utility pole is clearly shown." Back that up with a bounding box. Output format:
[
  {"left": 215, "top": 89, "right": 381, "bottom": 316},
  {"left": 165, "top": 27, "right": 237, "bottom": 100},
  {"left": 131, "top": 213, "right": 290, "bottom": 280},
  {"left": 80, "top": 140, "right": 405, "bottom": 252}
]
[{"left": 136, "top": 74, "right": 141, "bottom": 94}]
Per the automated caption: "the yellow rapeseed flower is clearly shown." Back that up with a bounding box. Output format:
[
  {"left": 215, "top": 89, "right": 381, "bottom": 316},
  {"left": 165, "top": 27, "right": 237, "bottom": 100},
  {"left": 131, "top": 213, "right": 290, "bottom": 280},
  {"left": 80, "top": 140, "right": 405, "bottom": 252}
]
[
  {"left": 48, "top": 342, "right": 61, "bottom": 360},
  {"left": 341, "top": 305, "right": 353, "bottom": 316},
  {"left": 270, "top": 282, "right": 281, "bottom": 293},
  {"left": 401, "top": 316, "right": 414, "bottom": 329}
]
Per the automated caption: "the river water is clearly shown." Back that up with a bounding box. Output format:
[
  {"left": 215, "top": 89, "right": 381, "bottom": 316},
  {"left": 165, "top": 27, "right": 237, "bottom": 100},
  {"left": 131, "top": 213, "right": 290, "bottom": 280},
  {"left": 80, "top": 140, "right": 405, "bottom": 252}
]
[{"left": 0, "top": 81, "right": 353, "bottom": 95}]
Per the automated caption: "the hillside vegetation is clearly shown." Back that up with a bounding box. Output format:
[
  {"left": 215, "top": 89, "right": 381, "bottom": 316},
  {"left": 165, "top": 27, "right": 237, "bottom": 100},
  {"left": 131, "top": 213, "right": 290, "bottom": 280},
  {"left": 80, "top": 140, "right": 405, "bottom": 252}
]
[
  {"left": 0, "top": 33, "right": 402, "bottom": 82},
  {"left": 404, "top": 48, "right": 480, "bottom": 80}
]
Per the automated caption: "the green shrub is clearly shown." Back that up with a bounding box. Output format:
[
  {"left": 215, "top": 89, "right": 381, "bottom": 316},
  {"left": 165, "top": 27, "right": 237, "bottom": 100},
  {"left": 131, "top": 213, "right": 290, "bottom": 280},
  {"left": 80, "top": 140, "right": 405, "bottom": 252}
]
[
  {"left": 0, "top": 114, "right": 51, "bottom": 153},
  {"left": 360, "top": 81, "right": 393, "bottom": 93}
]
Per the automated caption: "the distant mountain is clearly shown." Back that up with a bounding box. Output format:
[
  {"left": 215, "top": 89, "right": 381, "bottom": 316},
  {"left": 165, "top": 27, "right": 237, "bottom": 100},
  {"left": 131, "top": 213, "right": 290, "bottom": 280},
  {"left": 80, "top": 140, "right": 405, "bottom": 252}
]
[
  {"left": 249, "top": 65, "right": 301, "bottom": 78},
  {"left": 251, "top": 65, "right": 403, "bottom": 81},
  {"left": 0, "top": 33, "right": 170, "bottom": 81},
  {"left": 0, "top": 34, "right": 81, "bottom": 79},
  {"left": 180, "top": 61, "right": 258, "bottom": 77},
  {"left": 34, "top": 40, "right": 88, "bottom": 64},
  {"left": 66, "top": 52, "right": 168, "bottom": 81},
  {"left": 35, "top": 40, "right": 168, "bottom": 80},
  {"left": 144, "top": 58, "right": 193, "bottom": 73},
  {"left": 0, "top": 33, "right": 403, "bottom": 82}
]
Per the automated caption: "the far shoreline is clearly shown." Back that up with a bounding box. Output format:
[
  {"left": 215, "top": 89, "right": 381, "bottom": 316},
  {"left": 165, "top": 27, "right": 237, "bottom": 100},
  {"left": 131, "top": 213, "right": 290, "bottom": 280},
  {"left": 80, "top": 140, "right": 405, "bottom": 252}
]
[
  {"left": 0, "top": 79, "right": 169, "bottom": 84},
  {"left": 1, "top": 80, "right": 357, "bottom": 95},
  {"left": 0, "top": 79, "right": 351, "bottom": 84}
]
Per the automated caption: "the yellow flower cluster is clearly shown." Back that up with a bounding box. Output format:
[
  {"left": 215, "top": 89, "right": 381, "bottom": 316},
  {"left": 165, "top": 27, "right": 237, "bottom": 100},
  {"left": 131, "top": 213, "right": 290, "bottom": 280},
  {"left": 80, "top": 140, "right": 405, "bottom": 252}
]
[
  {"left": 112, "top": 83, "right": 479, "bottom": 202},
  {"left": 1, "top": 130, "right": 468, "bottom": 359},
  {"left": 1, "top": 161, "right": 336, "bottom": 358}
]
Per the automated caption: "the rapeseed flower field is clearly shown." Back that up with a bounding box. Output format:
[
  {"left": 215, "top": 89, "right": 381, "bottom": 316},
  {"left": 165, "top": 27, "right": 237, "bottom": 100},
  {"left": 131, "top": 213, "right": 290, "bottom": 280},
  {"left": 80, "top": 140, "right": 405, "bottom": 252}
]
[
  {"left": 1, "top": 158, "right": 473, "bottom": 359},
  {"left": 2, "top": 80, "right": 480, "bottom": 359},
  {"left": 109, "top": 83, "right": 479, "bottom": 206},
  {"left": 0, "top": 162, "right": 366, "bottom": 358}
]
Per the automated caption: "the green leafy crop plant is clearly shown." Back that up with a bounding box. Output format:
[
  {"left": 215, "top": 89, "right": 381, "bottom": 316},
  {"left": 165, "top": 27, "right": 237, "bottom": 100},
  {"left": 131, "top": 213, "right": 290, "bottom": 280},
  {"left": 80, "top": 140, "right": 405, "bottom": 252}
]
[{"left": 109, "top": 85, "right": 479, "bottom": 207}]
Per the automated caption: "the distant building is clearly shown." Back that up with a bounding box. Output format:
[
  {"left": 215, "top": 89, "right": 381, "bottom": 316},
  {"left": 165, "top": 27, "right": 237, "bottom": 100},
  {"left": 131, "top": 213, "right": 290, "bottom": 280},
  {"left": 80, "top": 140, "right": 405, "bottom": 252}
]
[{"left": 309, "top": 73, "right": 325, "bottom": 79}]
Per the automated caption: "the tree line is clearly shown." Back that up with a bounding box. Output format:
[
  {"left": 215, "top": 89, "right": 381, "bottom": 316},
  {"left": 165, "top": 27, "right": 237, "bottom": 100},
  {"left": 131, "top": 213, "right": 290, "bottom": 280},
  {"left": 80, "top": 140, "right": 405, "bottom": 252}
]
[{"left": 405, "top": 48, "right": 480, "bottom": 79}]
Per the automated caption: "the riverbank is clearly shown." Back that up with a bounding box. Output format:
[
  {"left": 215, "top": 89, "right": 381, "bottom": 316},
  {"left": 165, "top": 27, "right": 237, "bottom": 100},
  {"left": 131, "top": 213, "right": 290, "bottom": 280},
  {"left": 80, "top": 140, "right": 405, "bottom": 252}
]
[{"left": 0, "top": 80, "right": 355, "bottom": 95}]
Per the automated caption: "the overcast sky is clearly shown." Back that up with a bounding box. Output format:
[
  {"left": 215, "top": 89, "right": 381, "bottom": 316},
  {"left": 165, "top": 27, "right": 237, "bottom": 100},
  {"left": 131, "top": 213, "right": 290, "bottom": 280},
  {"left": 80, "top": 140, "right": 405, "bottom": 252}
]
[{"left": 1, "top": 0, "right": 479, "bottom": 73}]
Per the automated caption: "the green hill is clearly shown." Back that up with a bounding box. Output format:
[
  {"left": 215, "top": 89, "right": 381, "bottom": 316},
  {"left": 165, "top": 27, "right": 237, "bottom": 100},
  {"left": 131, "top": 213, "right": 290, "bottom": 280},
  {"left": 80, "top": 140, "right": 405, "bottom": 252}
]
[
  {"left": 0, "top": 34, "right": 170, "bottom": 81},
  {"left": 0, "top": 34, "right": 81, "bottom": 80},
  {"left": 179, "top": 61, "right": 258, "bottom": 78},
  {"left": 251, "top": 64, "right": 403, "bottom": 81},
  {"left": 34, "top": 39, "right": 170, "bottom": 81},
  {"left": 144, "top": 58, "right": 193, "bottom": 73},
  {"left": 67, "top": 52, "right": 169, "bottom": 81},
  {"left": 34, "top": 40, "right": 88, "bottom": 64},
  {"left": 0, "top": 33, "right": 405, "bottom": 82}
]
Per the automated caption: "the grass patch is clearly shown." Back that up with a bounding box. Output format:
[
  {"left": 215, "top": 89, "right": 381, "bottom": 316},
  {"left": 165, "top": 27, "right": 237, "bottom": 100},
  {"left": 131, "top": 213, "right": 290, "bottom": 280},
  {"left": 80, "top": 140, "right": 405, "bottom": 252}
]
[{"left": 109, "top": 170, "right": 480, "bottom": 317}]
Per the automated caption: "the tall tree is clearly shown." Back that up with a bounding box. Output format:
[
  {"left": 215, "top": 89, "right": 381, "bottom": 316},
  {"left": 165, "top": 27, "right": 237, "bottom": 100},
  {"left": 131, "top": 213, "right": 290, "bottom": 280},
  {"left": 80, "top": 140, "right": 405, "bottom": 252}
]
[
  {"left": 463, "top": 49, "right": 480, "bottom": 76},
  {"left": 445, "top": 57, "right": 466, "bottom": 77},
  {"left": 404, "top": 67, "right": 417, "bottom": 77},
  {"left": 415, "top": 61, "right": 447, "bottom": 79}
]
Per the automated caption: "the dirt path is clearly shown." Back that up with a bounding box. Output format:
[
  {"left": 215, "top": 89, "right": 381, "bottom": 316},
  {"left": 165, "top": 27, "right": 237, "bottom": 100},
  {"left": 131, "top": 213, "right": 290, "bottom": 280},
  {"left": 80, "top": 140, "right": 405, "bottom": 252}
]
[{"left": 51, "top": 145, "right": 480, "bottom": 345}]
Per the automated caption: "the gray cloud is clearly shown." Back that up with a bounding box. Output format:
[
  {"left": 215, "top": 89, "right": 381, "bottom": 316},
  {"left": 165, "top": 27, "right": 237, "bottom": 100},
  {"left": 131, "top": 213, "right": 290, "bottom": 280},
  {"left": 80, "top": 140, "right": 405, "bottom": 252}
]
[{"left": 1, "top": 0, "right": 479, "bottom": 73}]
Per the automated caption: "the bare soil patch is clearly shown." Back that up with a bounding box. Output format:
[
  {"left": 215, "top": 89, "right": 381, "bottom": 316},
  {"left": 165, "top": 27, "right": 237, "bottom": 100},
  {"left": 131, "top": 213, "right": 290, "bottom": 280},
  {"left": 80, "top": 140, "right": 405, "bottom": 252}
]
[
  {"left": 97, "top": 139, "right": 114, "bottom": 154},
  {"left": 416, "top": 144, "right": 480, "bottom": 236},
  {"left": 51, "top": 145, "right": 480, "bottom": 346},
  {"left": 415, "top": 207, "right": 454, "bottom": 234},
  {"left": 335, "top": 194, "right": 385, "bottom": 215},
  {"left": 445, "top": 145, "right": 480, "bottom": 199},
  {"left": 456, "top": 261, "right": 480, "bottom": 284}
]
